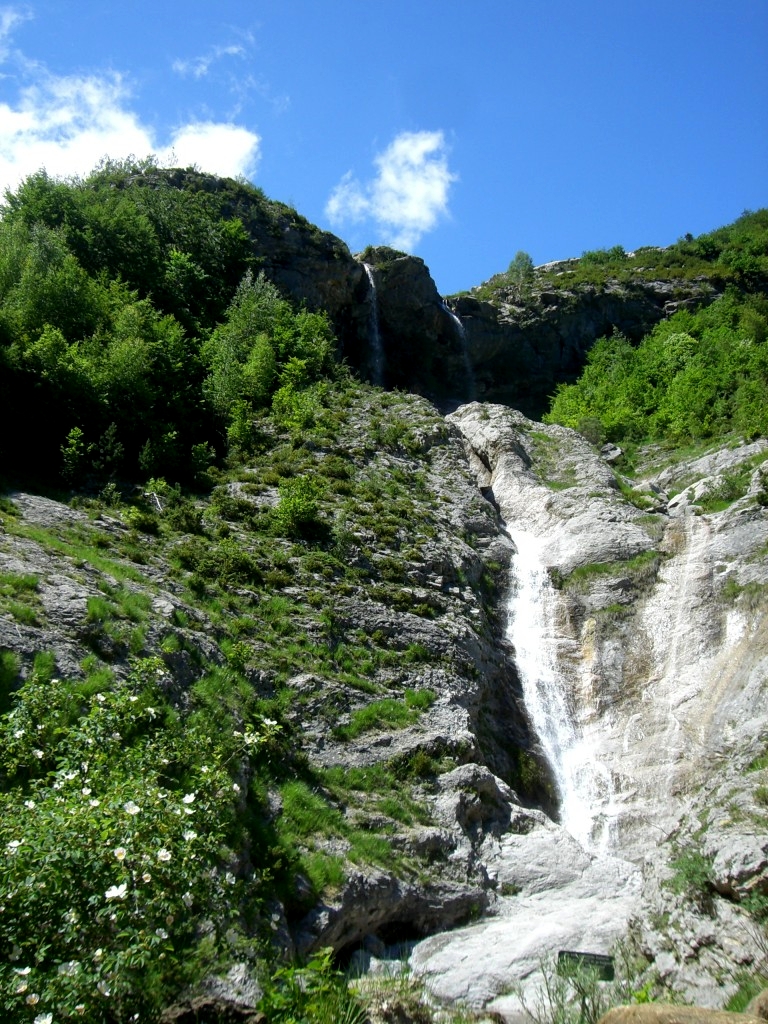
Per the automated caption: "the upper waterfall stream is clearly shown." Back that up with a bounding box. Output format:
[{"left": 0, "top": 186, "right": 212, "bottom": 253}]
[
  {"left": 506, "top": 528, "right": 615, "bottom": 852},
  {"left": 362, "top": 263, "right": 385, "bottom": 387}
]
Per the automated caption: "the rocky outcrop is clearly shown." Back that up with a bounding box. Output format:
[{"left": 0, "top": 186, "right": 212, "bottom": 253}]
[
  {"left": 359, "top": 248, "right": 472, "bottom": 402},
  {"left": 0, "top": 388, "right": 543, "bottom": 972},
  {"left": 451, "top": 277, "right": 719, "bottom": 416},
  {"left": 408, "top": 403, "right": 768, "bottom": 1014},
  {"left": 150, "top": 173, "right": 722, "bottom": 414}
]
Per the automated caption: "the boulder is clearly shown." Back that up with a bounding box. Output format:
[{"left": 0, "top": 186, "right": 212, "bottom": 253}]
[{"left": 159, "top": 996, "right": 265, "bottom": 1023}]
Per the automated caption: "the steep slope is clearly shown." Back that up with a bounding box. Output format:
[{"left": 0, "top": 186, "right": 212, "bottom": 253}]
[{"left": 0, "top": 384, "right": 555, "bottom": 1019}]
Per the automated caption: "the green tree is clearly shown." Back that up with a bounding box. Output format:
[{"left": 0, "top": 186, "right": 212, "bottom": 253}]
[{"left": 507, "top": 249, "right": 535, "bottom": 296}]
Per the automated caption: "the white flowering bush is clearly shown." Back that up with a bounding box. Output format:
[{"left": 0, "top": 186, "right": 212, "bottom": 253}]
[{"left": 0, "top": 657, "right": 278, "bottom": 1023}]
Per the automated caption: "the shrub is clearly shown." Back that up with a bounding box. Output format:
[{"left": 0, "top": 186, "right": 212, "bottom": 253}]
[
  {"left": 273, "top": 477, "right": 323, "bottom": 538},
  {"left": 0, "top": 658, "right": 262, "bottom": 1022}
]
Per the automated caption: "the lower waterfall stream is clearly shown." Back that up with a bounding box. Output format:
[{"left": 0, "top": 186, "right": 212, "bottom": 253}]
[{"left": 506, "top": 528, "right": 615, "bottom": 852}]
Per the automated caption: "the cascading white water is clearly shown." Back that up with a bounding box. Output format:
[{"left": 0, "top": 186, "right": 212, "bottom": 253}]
[
  {"left": 506, "top": 528, "right": 614, "bottom": 851},
  {"left": 362, "top": 263, "right": 385, "bottom": 387},
  {"left": 441, "top": 302, "right": 476, "bottom": 401}
]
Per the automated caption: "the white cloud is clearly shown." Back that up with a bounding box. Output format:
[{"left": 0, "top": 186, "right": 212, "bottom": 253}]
[
  {"left": 326, "top": 130, "right": 456, "bottom": 251},
  {"left": 0, "top": 6, "right": 29, "bottom": 60},
  {"left": 172, "top": 44, "right": 246, "bottom": 80},
  {"left": 164, "top": 121, "right": 260, "bottom": 175},
  {"left": 0, "top": 70, "right": 261, "bottom": 195}
]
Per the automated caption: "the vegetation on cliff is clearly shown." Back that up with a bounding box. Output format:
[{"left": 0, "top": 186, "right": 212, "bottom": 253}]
[
  {"left": 541, "top": 210, "right": 768, "bottom": 446},
  {"left": 473, "top": 208, "right": 768, "bottom": 303},
  {"left": 0, "top": 159, "right": 341, "bottom": 485}
]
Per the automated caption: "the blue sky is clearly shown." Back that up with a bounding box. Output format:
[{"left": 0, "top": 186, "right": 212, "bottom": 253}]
[{"left": 0, "top": 0, "right": 765, "bottom": 295}]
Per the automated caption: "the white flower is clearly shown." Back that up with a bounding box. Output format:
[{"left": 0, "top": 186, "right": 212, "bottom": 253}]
[
  {"left": 34, "top": 1013, "right": 53, "bottom": 1024},
  {"left": 155, "top": 927, "right": 168, "bottom": 939},
  {"left": 263, "top": 717, "right": 277, "bottom": 727},
  {"left": 142, "top": 872, "right": 152, "bottom": 883},
  {"left": 13, "top": 729, "right": 24, "bottom": 738},
  {"left": 97, "top": 980, "right": 110, "bottom": 997},
  {"left": 82, "top": 787, "right": 91, "bottom": 796},
  {"left": 95, "top": 693, "right": 106, "bottom": 703},
  {"left": 26, "top": 992, "right": 40, "bottom": 1004},
  {"left": 16, "top": 980, "right": 28, "bottom": 993},
  {"left": 14, "top": 966, "right": 31, "bottom": 975},
  {"left": 93, "top": 949, "right": 104, "bottom": 961},
  {"left": 24, "top": 800, "right": 35, "bottom": 809},
  {"left": 182, "top": 792, "right": 195, "bottom": 804},
  {"left": 113, "top": 847, "right": 127, "bottom": 862},
  {"left": 146, "top": 706, "right": 157, "bottom": 719},
  {"left": 7, "top": 839, "right": 22, "bottom": 854},
  {"left": 183, "top": 830, "right": 197, "bottom": 841},
  {"left": 32, "top": 749, "right": 44, "bottom": 759},
  {"left": 75, "top": 1006, "right": 85, "bottom": 1015},
  {"left": 225, "top": 871, "right": 236, "bottom": 885},
  {"left": 89, "top": 799, "right": 100, "bottom": 807},
  {"left": 64, "top": 771, "right": 77, "bottom": 780},
  {"left": 156, "top": 848, "right": 172, "bottom": 862},
  {"left": 232, "top": 783, "right": 241, "bottom": 793},
  {"left": 182, "top": 891, "right": 193, "bottom": 907},
  {"left": 111, "top": 732, "right": 121, "bottom": 741},
  {"left": 123, "top": 800, "right": 141, "bottom": 815},
  {"left": 105, "top": 883, "right": 127, "bottom": 900}
]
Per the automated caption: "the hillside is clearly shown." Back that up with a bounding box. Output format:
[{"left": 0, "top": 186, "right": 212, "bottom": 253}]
[{"left": 0, "top": 163, "right": 767, "bottom": 1023}]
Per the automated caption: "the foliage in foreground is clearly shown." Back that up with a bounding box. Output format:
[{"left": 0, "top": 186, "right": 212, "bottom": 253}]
[
  {"left": 0, "top": 656, "right": 287, "bottom": 1023},
  {"left": 513, "top": 945, "right": 661, "bottom": 1024}
]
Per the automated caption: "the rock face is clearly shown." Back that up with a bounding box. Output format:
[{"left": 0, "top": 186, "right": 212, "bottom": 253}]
[
  {"left": 451, "top": 277, "right": 718, "bottom": 416},
  {"left": 162, "top": 173, "right": 722, "bottom": 414},
  {"left": 359, "top": 248, "right": 472, "bottom": 403},
  {"left": 409, "top": 403, "right": 768, "bottom": 1014},
  {"left": 0, "top": 388, "right": 544, "bottom": 974}
]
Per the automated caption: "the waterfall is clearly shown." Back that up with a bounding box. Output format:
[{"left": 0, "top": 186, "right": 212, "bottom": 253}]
[
  {"left": 441, "top": 302, "right": 476, "bottom": 401},
  {"left": 506, "top": 528, "right": 614, "bottom": 852},
  {"left": 362, "top": 263, "right": 385, "bottom": 387}
]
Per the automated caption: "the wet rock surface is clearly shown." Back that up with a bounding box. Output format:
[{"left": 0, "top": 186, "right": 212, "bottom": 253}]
[{"left": 407, "top": 403, "right": 768, "bottom": 1015}]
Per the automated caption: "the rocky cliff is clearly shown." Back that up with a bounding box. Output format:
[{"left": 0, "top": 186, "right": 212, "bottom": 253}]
[
  {"left": 154, "top": 173, "right": 723, "bottom": 415},
  {"left": 2, "top": 173, "right": 766, "bottom": 1022},
  {"left": 449, "top": 275, "right": 719, "bottom": 416},
  {"left": 411, "top": 404, "right": 768, "bottom": 1017}
]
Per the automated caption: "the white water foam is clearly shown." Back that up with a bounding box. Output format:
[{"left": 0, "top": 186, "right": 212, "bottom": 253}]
[
  {"left": 441, "top": 301, "right": 476, "bottom": 401},
  {"left": 506, "top": 528, "right": 615, "bottom": 851}
]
